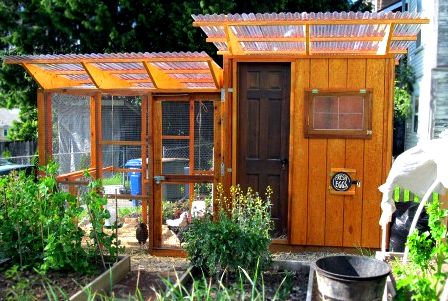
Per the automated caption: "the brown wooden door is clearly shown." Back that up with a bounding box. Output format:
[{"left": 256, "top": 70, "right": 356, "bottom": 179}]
[{"left": 237, "top": 63, "right": 291, "bottom": 239}]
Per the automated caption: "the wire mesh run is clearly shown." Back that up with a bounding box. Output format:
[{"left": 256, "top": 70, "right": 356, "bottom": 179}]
[
  {"left": 52, "top": 94, "right": 91, "bottom": 174},
  {"left": 102, "top": 95, "right": 142, "bottom": 141}
]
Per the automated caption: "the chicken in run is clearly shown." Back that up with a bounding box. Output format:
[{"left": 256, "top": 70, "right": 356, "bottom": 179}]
[{"left": 135, "top": 222, "right": 149, "bottom": 246}]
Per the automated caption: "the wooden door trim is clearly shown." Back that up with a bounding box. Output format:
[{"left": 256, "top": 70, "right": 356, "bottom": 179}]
[{"left": 235, "top": 62, "right": 292, "bottom": 242}]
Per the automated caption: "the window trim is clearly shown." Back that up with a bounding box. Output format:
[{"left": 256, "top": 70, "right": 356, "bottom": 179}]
[{"left": 304, "top": 89, "right": 373, "bottom": 139}]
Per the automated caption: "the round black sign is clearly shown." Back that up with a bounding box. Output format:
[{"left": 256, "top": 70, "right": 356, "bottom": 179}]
[{"left": 331, "top": 172, "right": 352, "bottom": 192}]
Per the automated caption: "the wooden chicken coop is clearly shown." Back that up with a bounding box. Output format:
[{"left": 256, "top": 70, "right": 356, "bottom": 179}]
[{"left": 4, "top": 11, "right": 428, "bottom": 255}]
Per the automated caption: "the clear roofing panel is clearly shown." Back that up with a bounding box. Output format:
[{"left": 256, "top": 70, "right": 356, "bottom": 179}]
[
  {"left": 3, "top": 52, "right": 222, "bottom": 91},
  {"left": 193, "top": 11, "right": 428, "bottom": 60}
]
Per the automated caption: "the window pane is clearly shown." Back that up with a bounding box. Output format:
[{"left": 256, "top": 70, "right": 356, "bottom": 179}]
[
  {"left": 314, "top": 113, "right": 339, "bottom": 129},
  {"left": 314, "top": 96, "right": 338, "bottom": 113},
  {"left": 339, "top": 114, "right": 364, "bottom": 130},
  {"left": 339, "top": 96, "right": 364, "bottom": 114}
]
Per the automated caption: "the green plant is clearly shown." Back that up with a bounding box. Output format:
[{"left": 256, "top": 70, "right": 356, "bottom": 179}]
[
  {"left": 118, "top": 206, "right": 142, "bottom": 218},
  {"left": 183, "top": 184, "right": 273, "bottom": 275},
  {"left": 154, "top": 264, "right": 292, "bottom": 301},
  {"left": 0, "top": 162, "right": 122, "bottom": 274},
  {"left": 1, "top": 149, "right": 11, "bottom": 158},
  {"left": 394, "top": 85, "right": 412, "bottom": 120},
  {"left": 392, "top": 198, "right": 448, "bottom": 300}
]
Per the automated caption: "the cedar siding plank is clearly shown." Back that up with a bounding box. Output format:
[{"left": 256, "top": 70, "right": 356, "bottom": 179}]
[
  {"left": 290, "top": 59, "right": 310, "bottom": 245},
  {"left": 307, "top": 59, "right": 328, "bottom": 245},
  {"left": 362, "top": 59, "right": 386, "bottom": 248},
  {"left": 343, "top": 59, "right": 367, "bottom": 247},
  {"left": 325, "top": 59, "right": 347, "bottom": 246}
]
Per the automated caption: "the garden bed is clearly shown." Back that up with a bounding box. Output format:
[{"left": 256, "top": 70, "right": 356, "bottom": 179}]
[
  {"left": 169, "top": 260, "right": 311, "bottom": 300},
  {"left": 0, "top": 255, "right": 130, "bottom": 301}
]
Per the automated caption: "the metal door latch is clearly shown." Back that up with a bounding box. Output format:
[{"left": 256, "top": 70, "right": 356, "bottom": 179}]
[{"left": 154, "top": 175, "right": 165, "bottom": 184}]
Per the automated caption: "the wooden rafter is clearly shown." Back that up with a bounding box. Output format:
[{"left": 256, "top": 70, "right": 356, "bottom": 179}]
[
  {"left": 305, "top": 24, "right": 310, "bottom": 55},
  {"left": 224, "top": 25, "right": 244, "bottom": 55},
  {"left": 207, "top": 59, "right": 223, "bottom": 88},
  {"left": 142, "top": 61, "right": 186, "bottom": 89},
  {"left": 23, "top": 64, "right": 81, "bottom": 89},
  {"left": 82, "top": 62, "right": 132, "bottom": 89},
  {"left": 377, "top": 23, "right": 395, "bottom": 55}
]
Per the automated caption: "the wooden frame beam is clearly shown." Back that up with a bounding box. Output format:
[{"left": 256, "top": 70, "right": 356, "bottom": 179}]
[
  {"left": 143, "top": 61, "right": 186, "bottom": 89},
  {"left": 206, "top": 35, "right": 417, "bottom": 43},
  {"left": 5, "top": 56, "right": 211, "bottom": 64},
  {"left": 207, "top": 59, "right": 223, "bottom": 89},
  {"left": 23, "top": 64, "right": 80, "bottom": 89},
  {"left": 82, "top": 62, "right": 132, "bottom": 89},
  {"left": 224, "top": 25, "right": 244, "bottom": 55}
]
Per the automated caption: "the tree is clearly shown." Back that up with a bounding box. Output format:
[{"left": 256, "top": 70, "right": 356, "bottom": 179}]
[{"left": 0, "top": 0, "right": 371, "bottom": 141}]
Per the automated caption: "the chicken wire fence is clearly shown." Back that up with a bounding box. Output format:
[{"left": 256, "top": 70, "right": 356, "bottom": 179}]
[
  {"left": 161, "top": 100, "right": 214, "bottom": 173},
  {"left": 52, "top": 94, "right": 91, "bottom": 174}
]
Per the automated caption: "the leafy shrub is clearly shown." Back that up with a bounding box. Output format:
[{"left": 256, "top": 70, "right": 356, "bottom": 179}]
[
  {"left": 183, "top": 184, "right": 273, "bottom": 275},
  {"left": 0, "top": 162, "right": 121, "bottom": 274},
  {"left": 392, "top": 197, "right": 448, "bottom": 301}
]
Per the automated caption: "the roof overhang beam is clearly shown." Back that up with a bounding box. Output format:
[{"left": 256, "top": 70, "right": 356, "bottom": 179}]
[
  {"left": 82, "top": 62, "right": 132, "bottom": 89},
  {"left": 143, "top": 61, "right": 186, "bottom": 89},
  {"left": 22, "top": 63, "right": 81, "bottom": 89}
]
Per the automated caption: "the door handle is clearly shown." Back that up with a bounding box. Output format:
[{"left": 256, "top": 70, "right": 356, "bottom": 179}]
[{"left": 281, "top": 158, "right": 288, "bottom": 170}]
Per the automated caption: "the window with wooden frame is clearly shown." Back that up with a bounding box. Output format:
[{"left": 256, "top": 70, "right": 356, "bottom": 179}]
[{"left": 305, "top": 90, "right": 372, "bottom": 139}]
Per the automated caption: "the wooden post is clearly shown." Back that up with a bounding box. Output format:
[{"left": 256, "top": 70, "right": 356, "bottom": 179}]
[
  {"left": 147, "top": 93, "right": 154, "bottom": 253},
  {"left": 37, "top": 90, "right": 53, "bottom": 168},
  {"left": 141, "top": 95, "right": 148, "bottom": 227}
]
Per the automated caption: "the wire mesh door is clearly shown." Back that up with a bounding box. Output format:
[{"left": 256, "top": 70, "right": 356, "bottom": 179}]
[{"left": 152, "top": 94, "right": 219, "bottom": 250}]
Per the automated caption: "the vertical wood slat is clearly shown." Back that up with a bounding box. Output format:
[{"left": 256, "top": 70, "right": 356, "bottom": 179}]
[
  {"left": 213, "top": 97, "right": 222, "bottom": 216},
  {"left": 141, "top": 95, "right": 148, "bottom": 225},
  {"left": 221, "top": 57, "right": 232, "bottom": 193},
  {"left": 147, "top": 93, "right": 154, "bottom": 252},
  {"left": 307, "top": 59, "right": 328, "bottom": 246},
  {"left": 290, "top": 59, "right": 310, "bottom": 245},
  {"left": 362, "top": 59, "right": 386, "bottom": 248},
  {"left": 231, "top": 59, "right": 238, "bottom": 188},
  {"left": 37, "top": 90, "right": 47, "bottom": 167},
  {"left": 45, "top": 93, "right": 53, "bottom": 161},
  {"left": 325, "top": 59, "right": 347, "bottom": 246},
  {"left": 152, "top": 100, "right": 163, "bottom": 248},
  {"left": 189, "top": 96, "right": 195, "bottom": 205},
  {"left": 343, "top": 59, "right": 367, "bottom": 247}
]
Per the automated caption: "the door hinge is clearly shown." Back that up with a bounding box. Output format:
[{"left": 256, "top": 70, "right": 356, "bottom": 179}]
[{"left": 221, "top": 162, "right": 225, "bottom": 176}]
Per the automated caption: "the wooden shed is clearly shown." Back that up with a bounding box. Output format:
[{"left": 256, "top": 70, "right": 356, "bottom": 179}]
[{"left": 3, "top": 11, "right": 428, "bottom": 255}]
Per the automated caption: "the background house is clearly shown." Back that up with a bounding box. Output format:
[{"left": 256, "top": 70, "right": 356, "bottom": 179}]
[
  {"left": 0, "top": 108, "right": 19, "bottom": 141},
  {"left": 378, "top": 0, "right": 448, "bottom": 149}
]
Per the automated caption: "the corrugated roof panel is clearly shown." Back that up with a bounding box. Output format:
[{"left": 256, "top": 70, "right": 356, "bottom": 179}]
[
  {"left": 232, "top": 25, "right": 304, "bottom": 38},
  {"left": 62, "top": 74, "right": 91, "bottom": 80},
  {"left": 213, "top": 42, "right": 228, "bottom": 51},
  {"left": 311, "top": 41, "right": 380, "bottom": 53},
  {"left": 242, "top": 41, "right": 304, "bottom": 52},
  {"left": 116, "top": 73, "right": 150, "bottom": 80},
  {"left": 94, "top": 62, "right": 144, "bottom": 71},
  {"left": 390, "top": 40, "right": 414, "bottom": 51},
  {"left": 171, "top": 73, "right": 213, "bottom": 80},
  {"left": 39, "top": 63, "right": 84, "bottom": 71},
  {"left": 186, "top": 82, "right": 217, "bottom": 88},
  {"left": 151, "top": 61, "right": 209, "bottom": 70}
]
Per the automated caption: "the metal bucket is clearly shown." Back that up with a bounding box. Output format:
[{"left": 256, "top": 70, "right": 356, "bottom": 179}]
[{"left": 313, "top": 255, "right": 390, "bottom": 301}]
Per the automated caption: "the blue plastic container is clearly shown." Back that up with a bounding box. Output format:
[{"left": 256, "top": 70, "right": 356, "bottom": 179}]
[{"left": 124, "top": 158, "right": 142, "bottom": 206}]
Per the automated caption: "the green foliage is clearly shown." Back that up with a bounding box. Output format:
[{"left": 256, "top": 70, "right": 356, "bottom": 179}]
[
  {"left": 154, "top": 264, "right": 293, "bottom": 301},
  {"left": 392, "top": 198, "right": 448, "bottom": 300},
  {"left": 394, "top": 86, "right": 412, "bottom": 120},
  {"left": 0, "top": 162, "right": 122, "bottom": 274},
  {"left": 184, "top": 184, "right": 273, "bottom": 275},
  {"left": 3, "top": 265, "right": 37, "bottom": 301}
]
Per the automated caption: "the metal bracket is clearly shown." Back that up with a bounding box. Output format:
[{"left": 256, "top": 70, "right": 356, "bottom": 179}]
[
  {"left": 220, "top": 88, "right": 225, "bottom": 102},
  {"left": 312, "top": 89, "right": 319, "bottom": 94},
  {"left": 227, "top": 168, "right": 232, "bottom": 173},
  {"left": 360, "top": 89, "right": 367, "bottom": 94},
  {"left": 221, "top": 162, "right": 225, "bottom": 176},
  {"left": 154, "top": 175, "right": 165, "bottom": 185},
  {"left": 367, "top": 130, "right": 373, "bottom": 135}
]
